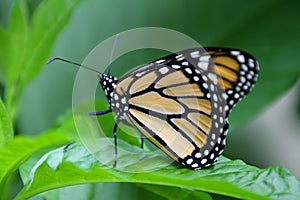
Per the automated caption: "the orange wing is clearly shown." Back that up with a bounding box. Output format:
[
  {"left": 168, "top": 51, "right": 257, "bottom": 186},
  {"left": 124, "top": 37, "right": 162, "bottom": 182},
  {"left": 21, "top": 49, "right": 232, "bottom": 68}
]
[{"left": 110, "top": 47, "right": 259, "bottom": 170}]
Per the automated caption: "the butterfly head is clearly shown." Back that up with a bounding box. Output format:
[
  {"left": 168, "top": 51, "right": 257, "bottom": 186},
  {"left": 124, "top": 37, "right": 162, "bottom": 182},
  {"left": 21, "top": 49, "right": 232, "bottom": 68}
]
[{"left": 99, "top": 74, "right": 118, "bottom": 103}]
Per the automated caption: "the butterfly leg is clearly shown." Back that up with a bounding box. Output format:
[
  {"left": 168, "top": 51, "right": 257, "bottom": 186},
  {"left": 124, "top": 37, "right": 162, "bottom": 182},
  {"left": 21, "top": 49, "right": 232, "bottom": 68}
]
[
  {"left": 63, "top": 142, "right": 74, "bottom": 151},
  {"left": 88, "top": 109, "right": 118, "bottom": 167},
  {"left": 88, "top": 109, "right": 111, "bottom": 116},
  {"left": 113, "top": 122, "right": 119, "bottom": 168},
  {"left": 140, "top": 135, "right": 144, "bottom": 149}
]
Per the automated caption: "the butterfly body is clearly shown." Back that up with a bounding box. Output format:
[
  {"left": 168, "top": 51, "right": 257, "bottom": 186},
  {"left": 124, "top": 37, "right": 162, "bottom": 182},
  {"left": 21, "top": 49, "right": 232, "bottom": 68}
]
[{"left": 98, "top": 47, "right": 259, "bottom": 170}]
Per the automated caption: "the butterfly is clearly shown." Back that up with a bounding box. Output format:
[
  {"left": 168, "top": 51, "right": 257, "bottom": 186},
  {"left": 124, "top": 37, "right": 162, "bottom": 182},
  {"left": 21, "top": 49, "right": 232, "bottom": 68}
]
[{"left": 49, "top": 47, "right": 259, "bottom": 170}]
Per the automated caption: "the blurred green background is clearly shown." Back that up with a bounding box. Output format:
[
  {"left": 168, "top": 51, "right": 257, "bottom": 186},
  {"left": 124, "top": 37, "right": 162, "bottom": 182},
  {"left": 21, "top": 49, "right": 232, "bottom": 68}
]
[{"left": 0, "top": 0, "right": 300, "bottom": 198}]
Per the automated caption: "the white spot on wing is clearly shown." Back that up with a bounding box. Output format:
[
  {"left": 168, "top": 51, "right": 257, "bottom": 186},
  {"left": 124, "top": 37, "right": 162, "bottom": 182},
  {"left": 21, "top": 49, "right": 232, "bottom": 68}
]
[
  {"left": 204, "top": 150, "right": 209, "bottom": 155},
  {"left": 186, "top": 158, "right": 193, "bottom": 164},
  {"left": 202, "top": 75, "right": 208, "bottom": 81},
  {"left": 212, "top": 133, "right": 216, "bottom": 140},
  {"left": 231, "top": 51, "right": 240, "bottom": 55},
  {"left": 114, "top": 94, "right": 119, "bottom": 100},
  {"left": 172, "top": 64, "right": 181, "bottom": 69},
  {"left": 199, "top": 55, "right": 210, "bottom": 62},
  {"left": 234, "top": 93, "right": 240, "bottom": 99},
  {"left": 248, "top": 58, "right": 255, "bottom": 67},
  {"left": 156, "top": 59, "right": 165, "bottom": 64},
  {"left": 198, "top": 62, "right": 209, "bottom": 70},
  {"left": 175, "top": 54, "right": 184, "bottom": 61},
  {"left": 181, "top": 61, "right": 189, "bottom": 66},
  {"left": 159, "top": 67, "right": 169, "bottom": 74},
  {"left": 222, "top": 93, "right": 228, "bottom": 100},
  {"left": 208, "top": 73, "right": 218, "bottom": 84},
  {"left": 191, "top": 163, "right": 199, "bottom": 168},
  {"left": 213, "top": 94, "right": 218, "bottom": 101},
  {"left": 195, "top": 152, "right": 201, "bottom": 158},
  {"left": 190, "top": 51, "right": 200, "bottom": 58},
  {"left": 185, "top": 68, "right": 192, "bottom": 74},
  {"left": 241, "top": 64, "right": 248, "bottom": 71},
  {"left": 136, "top": 71, "right": 147, "bottom": 77},
  {"left": 240, "top": 76, "right": 246, "bottom": 83},
  {"left": 193, "top": 76, "right": 200, "bottom": 82},
  {"left": 201, "top": 158, "right": 207, "bottom": 164},
  {"left": 237, "top": 55, "right": 245, "bottom": 63}
]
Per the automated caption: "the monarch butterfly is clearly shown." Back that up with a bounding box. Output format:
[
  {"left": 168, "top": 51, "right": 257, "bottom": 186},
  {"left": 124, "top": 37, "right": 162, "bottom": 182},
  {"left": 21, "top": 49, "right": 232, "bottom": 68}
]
[{"left": 49, "top": 47, "right": 259, "bottom": 170}]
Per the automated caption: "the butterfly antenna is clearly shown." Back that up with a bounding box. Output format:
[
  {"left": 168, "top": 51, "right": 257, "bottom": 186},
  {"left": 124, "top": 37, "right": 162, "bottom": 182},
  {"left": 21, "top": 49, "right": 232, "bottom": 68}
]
[
  {"left": 107, "top": 33, "right": 120, "bottom": 74},
  {"left": 47, "top": 57, "right": 102, "bottom": 76}
]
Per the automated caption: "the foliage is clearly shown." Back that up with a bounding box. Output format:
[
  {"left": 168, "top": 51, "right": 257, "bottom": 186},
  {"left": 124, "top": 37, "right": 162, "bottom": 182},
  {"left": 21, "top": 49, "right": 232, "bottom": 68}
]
[
  {"left": 15, "top": 142, "right": 300, "bottom": 200},
  {"left": 0, "top": 0, "right": 81, "bottom": 122},
  {"left": 0, "top": 0, "right": 299, "bottom": 200}
]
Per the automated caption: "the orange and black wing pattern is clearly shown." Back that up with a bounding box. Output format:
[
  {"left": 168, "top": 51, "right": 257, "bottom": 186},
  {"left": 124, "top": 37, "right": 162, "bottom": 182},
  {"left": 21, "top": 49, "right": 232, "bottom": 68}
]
[
  {"left": 203, "top": 47, "right": 259, "bottom": 115},
  {"left": 101, "top": 47, "right": 259, "bottom": 170}
]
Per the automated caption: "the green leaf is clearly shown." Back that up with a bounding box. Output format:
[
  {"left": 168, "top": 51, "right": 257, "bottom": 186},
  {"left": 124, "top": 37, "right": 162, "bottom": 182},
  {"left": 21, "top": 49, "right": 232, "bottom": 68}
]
[
  {"left": 19, "top": 141, "right": 211, "bottom": 200},
  {"left": 5, "top": 1, "right": 299, "bottom": 200},
  {"left": 5, "top": 0, "right": 28, "bottom": 82},
  {"left": 215, "top": 2, "right": 300, "bottom": 128},
  {"left": 139, "top": 184, "right": 212, "bottom": 200},
  {"left": 2, "top": 0, "right": 82, "bottom": 121},
  {"left": 0, "top": 117, "right": 74, "bottom": 196},
  {"left": 16, "top": 143, "right": 300, "bottom": 200},
  {"left": 36, "top": 183, "right": 196, "bottom": 200},
  {"left": 0, "top": 25, "right": 7, "bottom": 84},
  {"left": 21, "top": 0, "right": 82, "bottom": 85},
  {"left": 2, "top": 0, "right": 29, "bottom": 120},
  {"left": 0, "top": 98, "right": 13, "bottom": 146}
]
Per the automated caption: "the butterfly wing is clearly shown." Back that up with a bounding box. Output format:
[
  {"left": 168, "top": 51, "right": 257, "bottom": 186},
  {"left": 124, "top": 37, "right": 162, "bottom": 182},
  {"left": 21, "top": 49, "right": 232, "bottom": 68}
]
[
  {"left": 174, "top": 47, "right": 260, "bottom": 115},
  {"left": 112, "top": 47, "right": 259, "bottom": 169},
  {"left": 203, "top": 47, "right": 259, "bottom": 114}
]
